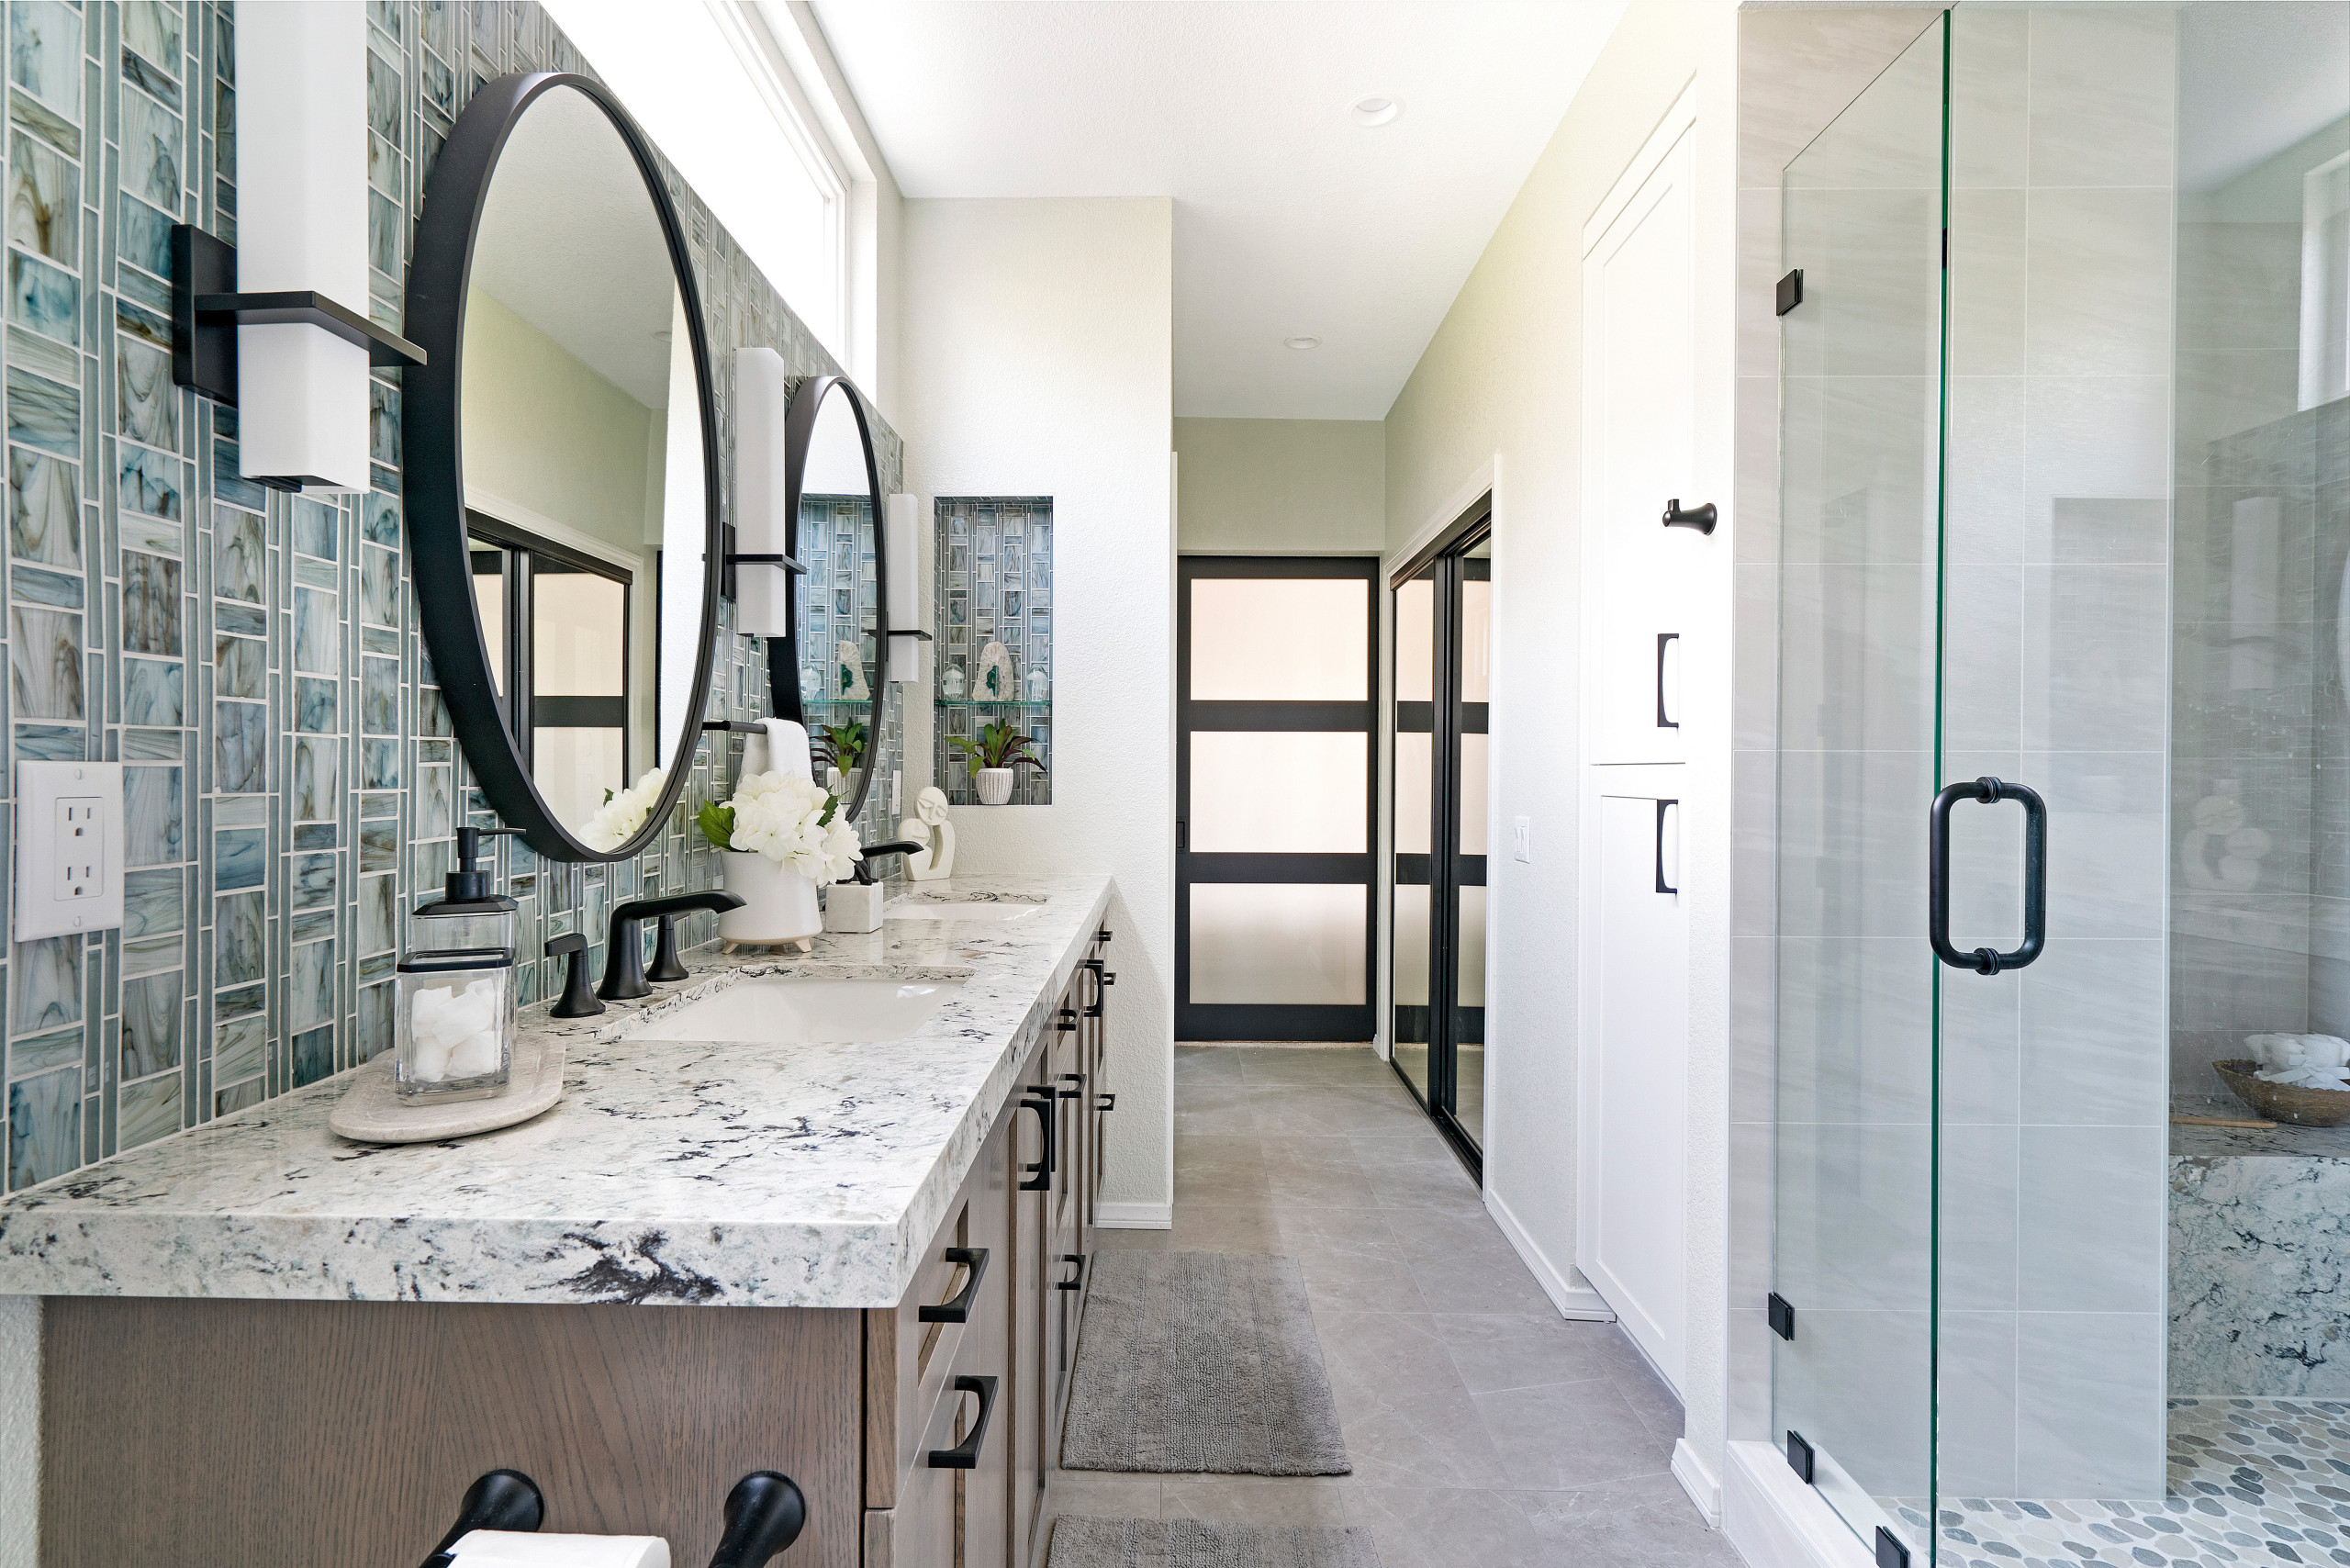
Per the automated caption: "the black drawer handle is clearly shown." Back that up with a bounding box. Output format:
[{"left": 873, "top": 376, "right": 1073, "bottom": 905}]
[
  {"left": 918, "top": 1246, "right": 990, "bottom": 1325},
  {"left": 1096, "top": 1092, "right": 1116, "bottom": 1112},
  {"left": 927, "top": 1375, "right": 999, "bottom": 1469},
  {"left": 1019, "top": 1093, "right": 1054, "bottom": 1190},
  {"left": 1056, "top": 1006, "right": 1078, "bottom": 1033},
  {"left": 1057, "top": 1253, "right": 1086, "bottom": 1291},
  {"left": 1057, "top": 1071, "right": 1083, "bottom": 1101},
  {"left": 1096, "top": 927, "right": 1113, "bottom": 944}
]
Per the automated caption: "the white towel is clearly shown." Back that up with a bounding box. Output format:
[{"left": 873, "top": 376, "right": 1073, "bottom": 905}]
[
  {"left": 760, "top": 716, "right": 812, "bottom": 781},
  {"left": 448, "top": 1530, "right": 669, "bottom": 1567}
]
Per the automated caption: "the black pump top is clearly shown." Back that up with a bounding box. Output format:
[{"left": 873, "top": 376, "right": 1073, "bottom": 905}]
[{"left": 426, "top": 825, "right": 523, "bottom": 913}]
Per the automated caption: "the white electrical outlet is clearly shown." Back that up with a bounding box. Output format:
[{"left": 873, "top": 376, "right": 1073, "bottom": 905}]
[
  {"left": 17, "top": 762, "right": 125, "bottom": 939},
  {"left": 1513, "top": 816, "right": 1532, "bottom": 864}
]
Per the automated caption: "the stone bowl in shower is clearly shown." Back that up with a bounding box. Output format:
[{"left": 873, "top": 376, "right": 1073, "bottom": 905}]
[{"left": 2213, "top": 1060, "right": 2350, "bottom": 1126}]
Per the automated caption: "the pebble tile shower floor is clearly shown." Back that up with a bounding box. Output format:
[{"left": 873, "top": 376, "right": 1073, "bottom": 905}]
[{"left": 1914, "top": 1400, "right": 2350, "bottom": 1568}]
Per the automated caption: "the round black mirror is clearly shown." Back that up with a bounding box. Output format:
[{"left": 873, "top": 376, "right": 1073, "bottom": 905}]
[
  {"left": 402, "top": 73, "right": 719, "bottom": 860},
  {"left": 781, "top": 375, "right": 888, "bottom": 828}
]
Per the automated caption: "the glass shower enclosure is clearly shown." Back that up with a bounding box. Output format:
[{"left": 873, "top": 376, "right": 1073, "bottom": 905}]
[{"left": 1773, "top": 4, "right": 2350, "bottom": 1562}]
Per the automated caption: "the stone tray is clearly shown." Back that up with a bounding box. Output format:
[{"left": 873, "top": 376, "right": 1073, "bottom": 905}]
[{"left": 329, "top": 1033, "right": 565, "bottom": 1144}]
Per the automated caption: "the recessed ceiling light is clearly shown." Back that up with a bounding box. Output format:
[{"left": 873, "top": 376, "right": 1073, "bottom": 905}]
[
  {"left": 1352, "top": 96, "right": 1401, "bottom": 128},
  {"left": 1284, "top": 336, "right": 1321, "bottom": 351}
]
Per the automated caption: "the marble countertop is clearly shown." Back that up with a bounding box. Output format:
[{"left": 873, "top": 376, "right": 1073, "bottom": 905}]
[{"left": 0, "top": 874, "right": 1113, "bottom": 1310}]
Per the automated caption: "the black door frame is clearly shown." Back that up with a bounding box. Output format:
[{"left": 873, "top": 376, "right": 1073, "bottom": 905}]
[
  {"left": 1176, "top": 555, "right": 1379, "bottom": 1041},
  {"left": 1390, "top": 502, "right": 1491, "bottom": 1170}
]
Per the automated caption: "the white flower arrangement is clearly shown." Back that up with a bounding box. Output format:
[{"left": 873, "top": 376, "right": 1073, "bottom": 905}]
[
  {"left": 698, "top": 770, "right": 863, "bottom": 885},
  {"left": 578, "top": 767, "right": 666, "bottom": 853}
]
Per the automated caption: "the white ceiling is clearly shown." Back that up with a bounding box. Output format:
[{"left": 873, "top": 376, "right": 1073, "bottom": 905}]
[
  {"left": 2178, "top": 2, "right": 2350, "bottom": 192},
  {"left": 809, "top": 0, "right": 1625, "bottom": 420}
]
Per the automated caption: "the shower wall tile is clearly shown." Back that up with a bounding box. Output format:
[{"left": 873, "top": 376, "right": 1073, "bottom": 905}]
[{"left": 0, "top": 1, "right": 900, "bottom": 1192}]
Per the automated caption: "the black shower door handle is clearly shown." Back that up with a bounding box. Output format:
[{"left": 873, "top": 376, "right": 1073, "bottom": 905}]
[
  {"left": 1929, "top": 777, "right": 2047, "bottom": 974},
  {"left": 1654, "top": 799, "right": 1679, "bottom": 895},
  {"left": 1657, "top": 633, "right": 1680, "bottom": 729}
]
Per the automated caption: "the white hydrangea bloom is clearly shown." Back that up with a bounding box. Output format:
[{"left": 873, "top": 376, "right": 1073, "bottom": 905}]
[
  {"left": 724, "top": 770, "right": 864, "bottom": 884},
  {"left": 578, "top": 767, "right": 666, "bottom": 853}
]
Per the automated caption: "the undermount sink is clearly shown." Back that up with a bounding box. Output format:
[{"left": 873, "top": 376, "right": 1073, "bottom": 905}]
[
  {"left": 886, "top": 900, "right": 1042, "bottom": 924},
  {"left": 628, "top": 976, "right": 968, "bottom": 1044}
]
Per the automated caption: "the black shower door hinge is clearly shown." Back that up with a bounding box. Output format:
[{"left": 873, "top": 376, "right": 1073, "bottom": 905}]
[
  {"left": 1776, "top": 267, "right": 1804, "bottom": 316},
  {"left": 1878, "top": 1527, "right": 1911, "bottom": 1568},
  {"left": 1768, "top": 1291, "right": 1795, "bottom": 1340},
  {"left": 1785, "top": 1428, "right": 1815, "bottom": 1483}
]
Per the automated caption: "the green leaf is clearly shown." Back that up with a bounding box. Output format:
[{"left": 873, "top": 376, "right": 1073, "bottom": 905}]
[{"left": 695, "top": 801, "right": 736, "bottom": 852}]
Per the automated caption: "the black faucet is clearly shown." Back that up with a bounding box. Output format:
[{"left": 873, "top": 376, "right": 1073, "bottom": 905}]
[
  {"left": 599, "top": 890, "right": 745, "bottom": 1001},
  {"left": 853, "top": 840, "right": 927, "bottom": 885}
]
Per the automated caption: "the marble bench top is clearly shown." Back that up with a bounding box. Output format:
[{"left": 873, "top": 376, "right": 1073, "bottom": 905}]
[{"left": 0, "top": 874, "right": 1113, "bottom": 1310}]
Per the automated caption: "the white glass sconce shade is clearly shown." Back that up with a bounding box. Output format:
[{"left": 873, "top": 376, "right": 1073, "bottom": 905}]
[
  {"left": 236, "top": 0, "right": 371, "bottom": 491},
  {"left": 734, "top": 346, "right": 792, "bottom": 636}
]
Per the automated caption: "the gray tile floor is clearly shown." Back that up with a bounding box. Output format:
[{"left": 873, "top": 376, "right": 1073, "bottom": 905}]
[{"left": 1049, "top": 1044, "right": 1741, "bottom": 1568}]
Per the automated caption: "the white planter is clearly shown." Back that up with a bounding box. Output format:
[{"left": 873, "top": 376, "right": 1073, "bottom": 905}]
[
  {"left": 716, "top": 851, "right": 822, "bottom": 945},
  {"left": 977, "top": 767, "right": 1015, "bottom": 806}
]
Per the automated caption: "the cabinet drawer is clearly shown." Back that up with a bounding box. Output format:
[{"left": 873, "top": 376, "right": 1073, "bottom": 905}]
[{"left": 867, "top": 1302, "right": 1010, "bottom": 1568}]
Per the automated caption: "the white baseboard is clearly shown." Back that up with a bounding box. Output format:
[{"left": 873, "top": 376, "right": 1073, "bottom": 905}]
[
  {"left": 1724, "top": 1441, "right": 1873, "bottom": 1568},
  {"left": 1095, "top": 1201, "right": 1172, "bottom": 1229},
  {"left": 1673, "top": 1438, "right": 1722, "bottom": 1528},
  {"left": 1483, "top": 1186, "right": 1617, "bottom": 1321}
]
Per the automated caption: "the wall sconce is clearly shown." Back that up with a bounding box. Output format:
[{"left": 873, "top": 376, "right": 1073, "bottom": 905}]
[
  {"left": 728, "top": 346, "right": 801, "bottom": 634},
  {"left": 887, "top": 493, "right": 923, "bottom": 684},
  {"left": 170, "top": 1, "right": 422, "bottom": 491}
]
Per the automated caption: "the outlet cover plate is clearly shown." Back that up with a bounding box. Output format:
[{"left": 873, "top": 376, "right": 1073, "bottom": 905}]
[{"left": 16, "top": 761, "right": 124, "bottom": 939}]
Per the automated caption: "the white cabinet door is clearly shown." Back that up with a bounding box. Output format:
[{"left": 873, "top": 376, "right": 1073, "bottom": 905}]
[
  {"left": 1579, "top": 786, "right": 1688, "bottom": 1392},
  {"left": 1583, "top": 129, "right": 1700, "bottom": 765}
]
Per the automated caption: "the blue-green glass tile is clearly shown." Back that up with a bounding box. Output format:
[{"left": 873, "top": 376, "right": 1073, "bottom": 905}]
[
  {"left": 292, "top": 497, "right": 335, "bottom": 560},
  {"left": 118, "top": 439, "right": 182, "bottom": 531},
  {"left": 212, "top": 1009, "right": 263, "bottom": 1079},
  {"left": 212, "top": 700, "right": 263, "bottom": 792},
  {"left": 10, "top": 604, "right": 84, "bottom": 718},
  {"left": 359, "top": 790, "right": 397, "bottom": 823},
  {"left": 213, "top": 793, "right": 263, "bottom": 828},
  {"left": 211, "top": 441, "right": 263, "bottom": 510},
  {"left": 418, "top": 764, "right": 450, "bottom": 837},
  {"left": 6, "top": 250, "right": 77, "bottom": 345},
  {"left": 119, "top": 969, "right": 179, "bottom": 1077},
  {"left": 11, "top": 723, "right": 76, "bottom": 759},
  {"left": 119, "top": 44, "right": 178, "bottom": 118},
  {"left": 116, "top": 334, "right": 174, "bottom": 447},
  {"left": 119, "top": 547, "right": 179, "bottom": 653},
  {"left": 9, "top": 446, "right": 81, "bottom": 567},
  {"left": 119, "top": 513, "right": 178, "bottom": 559},
  {"left": 295, "top": 673, "right": 337, "bottom": 733},
  {"left": 292, "top": 736, "right": 337, "bottom": 824},
  {"left": 362, "top": 492, "right": 398, "bottom": 546},
  {"left": 213, "top": 824, "right": 263, "bottom": 890},
  {"left": 417, "top": 737, "right": 449, "bottom": 765},
  {"left": 119, "top": 724, "right": 176, "bottom": 760},
  {"left": 368, "top": 381, "right": 398, "bottom": 465},
  {"left": 116, "top": 297, "right": 170, "bottom": 353},
  {"left": 122, "top": 865, "right": 181, "bottom": 937},
  {"left": 123, "top": 762, "right": 179, "bottom": 865},
  {"left": 293, "top": 555, "right": 335, "bottom": 591},
  {"left": 357, "top": 980, "right": 392, "bottom": 1061},
  {"left": 293, "top": 823, "right": 336, "bottom": 854},
  {"left": 118, "top": 82, "right": 179, "bottom": 217},
  {"left": 359, "top": 819, "right": 395, "bottom": 873},
  {"left": 290, "top": 938, "right": 332, "bottom": 1030},
  {"left": 418, "top": 683, "right": 450, "bottom": 737},
  {"left": 11, "top": 934, "right": 79, "bottom": 1033},
  {"left": 115, "top": 258, "right": 165, "bottom": 315},
  {"left": 11, "top": 563, "right": 80, "bottom": 608},
  {"left": 213, "top": 598, "right": 262, "bottom": 637},
  {"left": 291, "top": 851, "right": 334, "bottom": 911},
  {"left": 212, "top": 890, "right": 262, "bottom": 985},
  {"left": 360, "top": 623, "right": 397, "bottom": 655},
  {"left": 115, "top": 190, "right": 171, "bottom": 282},
  {"left": 9, "top": 3, "right": 82, "bottom": 118},
  {"left": 288, "top": 909, "right": 333, "bottom": 946},
  {"left": 213, "top": 502, "right": 261, "bottom": 600},
  {"left": 360, "top": 543, "right": 397, "bottom": 625},
  {"left": 359, "top": 872, "right": 395, "bottom": 953},
  {"left": 6, "top": 364, "right": 76, "bottom": 456},
  {"left": 118, "top": 1069, "right": 179, "bottom": 1148},
  {"left": 289, "top": 1023, "right": 333, "bottom": 1088},
  {"left": 292, "top": 585, "right": 335, "bottom": 674},
  {"left": 8, "top": 86, "right": 78, "bottom": 162},
  {"left": 360, "top": 656, "right": 396, "bottom": 734},
  {"left": 4, "top": 324, "right": 75, "bottom": 399},
  {"left": 8, "top": 1025, "right": 81, "bottom": 1079},
  {"left": 7, "top": 130, "right": 77, "bottom": 266},
  {"left": 120, "top": 655, "right": 180, "bottom": 725},
  {"left": 7, "top": 1066, "right": 80, "bottom": 1189},
  {"left": 361, "top": 737, "right": 398, "bottom": 790}
]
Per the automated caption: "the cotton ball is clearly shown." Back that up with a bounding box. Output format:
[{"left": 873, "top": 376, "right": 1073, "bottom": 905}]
[
  {"left": 2246, "top": 1034, "right": 2291, "bottom": 1068},
  {"left": 2307, "top": 1035, "right": 2350, "bottom": 1070}
]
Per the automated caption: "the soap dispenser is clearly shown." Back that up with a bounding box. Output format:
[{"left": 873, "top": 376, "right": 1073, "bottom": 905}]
[{"left": 394, "top": 826, "right": 522, "bottom": 1102}]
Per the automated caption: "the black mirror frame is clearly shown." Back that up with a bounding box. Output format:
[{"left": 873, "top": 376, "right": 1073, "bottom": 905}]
[
  {"left": 401, "top": 72, "right": 721, "bottom": 862},
  {"left": 779, "top": 374, "right": 888, "bottom": 829}
]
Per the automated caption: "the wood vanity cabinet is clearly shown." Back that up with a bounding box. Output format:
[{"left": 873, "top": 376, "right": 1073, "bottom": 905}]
[
  {"left": 866, "top": 933, "right": 1110, "bottom": 1568},
  {"left": 37, "top": 940, "right": 1114, "bottom": 1568}
]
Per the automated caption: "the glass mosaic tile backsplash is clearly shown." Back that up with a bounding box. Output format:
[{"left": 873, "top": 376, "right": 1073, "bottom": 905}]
[
  {"left": 934, "top": 498, "right": 1052, "bottom": 806},
  {"left": 0, "top": 0, "right": 904, "bottom": 1192}
]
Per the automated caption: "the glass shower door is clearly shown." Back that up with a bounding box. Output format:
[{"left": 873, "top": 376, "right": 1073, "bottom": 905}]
[{"left": 1773, "top": 12, "right": 1946, "bottom": 1560}]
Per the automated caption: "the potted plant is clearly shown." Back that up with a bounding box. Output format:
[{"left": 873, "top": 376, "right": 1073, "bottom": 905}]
[
  {"left": 950, "top": 722, "right": 1046, "bottom": 806},
  {"left": 696, "top": 770, "right": 863, "bottom": 950},
  {"left": 814, "top": 721, "right": 867, "bottom": 791}
]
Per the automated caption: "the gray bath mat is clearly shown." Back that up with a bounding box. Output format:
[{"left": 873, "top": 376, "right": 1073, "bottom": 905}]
[
  {"left": 1060, "top": 1250, "right": 1350, "bottom": 1475},
  {"left": 1048, "top": 1517, "right": 1382, "bottom": 1568}
]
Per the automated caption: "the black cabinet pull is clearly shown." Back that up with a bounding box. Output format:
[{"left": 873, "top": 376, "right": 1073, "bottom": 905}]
[
  {"left": 927, "top": 1375, "right": 1000, "bottom": 1469},
  {"left": 1080, "top": 959, "right": 1116, "bottom": 1018},
  {"left": 1056, "top": 1006, "right": 1078, "bottom": 1033},
  {"left": 1057, "top": 1254, "right": 1086, "bottom": 1291},
  {"left": 1929, "top": 777, "right": 2047, "bottom": 974},
  {"left": 1096, "top": 927, "right": 1113, "bottom": 945},
  {"left": 1656, "top": 633, "right": 1680, "bottom": 730},
  {"left": 1057, "top": 1071, "right": 1083, "bottom": 1101},
  {"left": 918, "top": 1246, "right": 990, "bottom": 1325},
  {"left": 1654, "top": 799, "right": 1680, "bottom": 895},
  {"left": 1096, "top": 1092, "right": 1116, "bottom": 1112},
  {"left": 1019, "top": 1093, "right": 1055, "bottom": 1190},
  {"left": 1662, "top": 498, "right": 1718, "bottom": 533}
]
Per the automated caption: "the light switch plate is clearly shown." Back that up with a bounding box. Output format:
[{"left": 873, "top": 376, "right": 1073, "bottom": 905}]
[
  {"left": 17, "top": 761, "right": 125, "bottom": 939},
  {"left": 1513, "top": 816, "right": 1532, "bottom": 863}
]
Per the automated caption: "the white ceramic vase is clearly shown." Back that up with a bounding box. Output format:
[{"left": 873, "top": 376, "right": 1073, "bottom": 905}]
[
  {"left": 717, "top": 851, "right": 822, "bottom": 944},
  {"left": 976, "top": 767, "right": 1015, "bottom": 806}
]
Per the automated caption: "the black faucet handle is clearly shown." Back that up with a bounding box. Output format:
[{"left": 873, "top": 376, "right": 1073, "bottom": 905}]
[
  {"left": 648, "top": 914, "right": 691, "bottom": 982},
  {"left": 545, "top": 932, "right": 602, "bottom": 1018}
]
